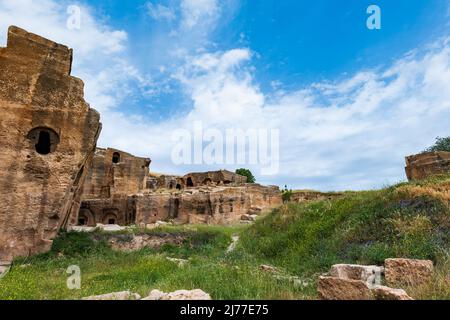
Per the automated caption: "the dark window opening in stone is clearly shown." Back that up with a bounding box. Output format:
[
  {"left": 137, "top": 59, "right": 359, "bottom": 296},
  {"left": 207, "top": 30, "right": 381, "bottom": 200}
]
[
  {"left": 78, "top": 218, "right": 86, "bottom": 226},
  {"left": 112, "top": 152, "right": 121, "bottom": 164},
  {"left": 224, "top": 180, "right": 232, "bottom": 185},
  {"left": 27, "top": 127, "right": 60, "bottom": 155},
  {"left": 176, "top": 184, "right": 181, "bottom": 190},
  {"left": 187, "top": 177, "right": 194, "bottom": 187},
  {"left": 169, "top": 183, "right": 174, "bottom": 189},
  {"left": 108, "top": 218, "right": 116, "bottom": 224},
  {"left": 36, "top": 131, "right": 51, "bottom": 154}
]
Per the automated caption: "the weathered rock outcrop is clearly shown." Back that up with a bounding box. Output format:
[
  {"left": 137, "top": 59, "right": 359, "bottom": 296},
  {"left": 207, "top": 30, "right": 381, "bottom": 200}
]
[
  {"left": 0, "top": 26, "right": 101, "bottom": 261},
  {"left": 290, "top": 190, "right": 343, "bottom": 203},
  {"left": 183, "top": 170, "right": 247, "bottom": 187},
  {"left": 70, "top": 148, "right": 150, "bottom": 226},
  {"left": 80, "top": 148, "right": 150, "bottom": 199},
  {"left": 405, "top": 151, "right": 450, "bottom": 181},
  {"left": 135, "top": 184, "right": 282, "bottom": 225}
]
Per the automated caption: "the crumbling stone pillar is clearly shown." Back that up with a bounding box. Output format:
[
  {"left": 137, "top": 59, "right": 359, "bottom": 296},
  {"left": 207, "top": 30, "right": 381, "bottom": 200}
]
[{"left": 0, "top": 26, "right": 101, "bottom": 261}]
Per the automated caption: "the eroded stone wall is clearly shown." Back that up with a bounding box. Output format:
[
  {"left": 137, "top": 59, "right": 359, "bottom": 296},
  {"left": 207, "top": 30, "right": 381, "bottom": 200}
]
[
  {"left": 0, "top": 26, "right": 101, "bottom": 261},
  {"left": 405, "top": 151, "right": 450, "bottom": 181},
  {"left": 135, "top": 184, "right": 282, "bottom": 225},
  {"left": 70, "top": 148, "right": 150, "bottom": 226}
]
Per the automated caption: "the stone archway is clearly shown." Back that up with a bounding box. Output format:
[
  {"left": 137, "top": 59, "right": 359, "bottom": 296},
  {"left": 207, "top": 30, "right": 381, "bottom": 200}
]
[
  {"left": 102, "top": 211, "right": 119, "bottom": 225},
  {"left": 27, "top": 127, "right": 60, "bottom": 155},
  {"left": 78, "top": 208, "right": 95, "bottom": 227}
]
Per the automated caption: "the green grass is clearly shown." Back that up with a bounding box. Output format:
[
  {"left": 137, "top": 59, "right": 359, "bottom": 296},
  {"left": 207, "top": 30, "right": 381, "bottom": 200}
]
[{"left": 1, "top": 175, "right": 449, "bottom": 300}]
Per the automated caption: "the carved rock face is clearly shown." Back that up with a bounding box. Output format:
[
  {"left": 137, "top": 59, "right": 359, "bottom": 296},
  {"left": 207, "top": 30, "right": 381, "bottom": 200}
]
[
  {"left": 405, "top": 151, "right": 450, "bottom": 181},
  {"left": 0, "top": 26, "right": 101, "bottom": 261}
]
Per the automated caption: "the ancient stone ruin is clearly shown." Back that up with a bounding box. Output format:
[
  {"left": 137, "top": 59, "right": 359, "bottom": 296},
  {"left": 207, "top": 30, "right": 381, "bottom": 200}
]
[
  {"left": 71, "top": 147, "right": 282, "bottom": 228},
  {"left": 0, "top": 26, "right": 101, "bottom": 262},
  {"left": 317, "top": 258, "right": 434, "bottom": 300},
  {"left": 405, "top": 151, "right": 450, "bottom": 181}
]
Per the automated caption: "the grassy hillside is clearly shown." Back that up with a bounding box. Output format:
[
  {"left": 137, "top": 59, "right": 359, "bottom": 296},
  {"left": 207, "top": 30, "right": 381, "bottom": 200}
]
[{"left": 0, "top": 175, "right": 449, "bottom": 300}]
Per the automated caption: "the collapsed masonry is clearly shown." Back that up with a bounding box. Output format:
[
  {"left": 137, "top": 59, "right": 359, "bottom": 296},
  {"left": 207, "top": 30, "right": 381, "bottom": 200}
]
[
  {"left": 71, "top": 147, "right": 282, "bottom": 227},
  {"left": 0, "top": 26, "right": 101, "bottom": 262},
  {"left": 405, "top": 151, "right": 450, "bottom": 181}
]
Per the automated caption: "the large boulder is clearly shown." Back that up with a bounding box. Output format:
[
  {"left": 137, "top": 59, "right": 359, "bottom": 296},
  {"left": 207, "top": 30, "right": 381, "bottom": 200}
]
[
  {"left": 142, "top": 289, "right": 211, "bottom": 300},
  {"left": 0, "top": 26, "right": 101, "bottom": 261},
  {"left": 317, "top": 276, "right": 373, "bottom": 300},
  {"left": 385, "top": 258, "right": 434, "bottom": 287}
]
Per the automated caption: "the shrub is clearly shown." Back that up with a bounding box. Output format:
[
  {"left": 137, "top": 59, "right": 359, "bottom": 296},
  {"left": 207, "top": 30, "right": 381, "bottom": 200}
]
[
  {"left": 424, "top": 137, "right": 450, "bottom": 153},
  {"left": 236, "top": 168, "right": 256, "bottom": 183}
]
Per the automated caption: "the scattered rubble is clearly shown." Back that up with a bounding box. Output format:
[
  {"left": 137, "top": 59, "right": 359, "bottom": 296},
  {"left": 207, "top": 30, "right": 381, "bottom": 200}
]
[
  {"left": 317, "top": 258, "right": 432, "bottom": 300},
  {"left": 371, "top": 285, "right": 413, "bottom": 301},
  {"left": 329, "top": 264, "right": 384, "bottom": 287},
  {"left": 142, "top": 289, "right": 211, "bottom": 300}
]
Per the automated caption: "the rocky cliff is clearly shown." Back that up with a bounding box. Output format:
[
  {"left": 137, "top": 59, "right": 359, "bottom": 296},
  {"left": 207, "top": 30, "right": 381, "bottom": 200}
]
[
  {"left": 405, "top": 151, "right": 450, "bottom": 181},
  {"left": 0, "top": 26, "right": 101, "bottom": 261}
]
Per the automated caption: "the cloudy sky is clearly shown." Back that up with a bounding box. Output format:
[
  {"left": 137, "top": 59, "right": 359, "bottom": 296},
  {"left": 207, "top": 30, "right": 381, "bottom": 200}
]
[{"left": 1, "top": 0, "right": 449, "bottom": 191}]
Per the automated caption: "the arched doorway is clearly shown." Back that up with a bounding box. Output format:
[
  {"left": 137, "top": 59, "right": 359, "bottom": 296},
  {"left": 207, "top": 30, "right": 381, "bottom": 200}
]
[
  {"left": 186, "top": 177, "right": 194, "bottom": 187},
  {"left": 78, "top": 208, "right": 95, "bottom": 227},
  {"left": 27, "top": 127, "right": 60, "bottom": 155}
]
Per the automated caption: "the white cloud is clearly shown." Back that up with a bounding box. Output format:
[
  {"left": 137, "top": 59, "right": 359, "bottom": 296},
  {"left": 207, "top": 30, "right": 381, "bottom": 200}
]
[
  {"left": 1, "top": 1, "right": 449, "bottom": 191},
  {"left": 180, "top": 0, "right": 219, "bottom": 29},
  {"left": 147, "top": 2, "right": 176, "bottom": 21}
]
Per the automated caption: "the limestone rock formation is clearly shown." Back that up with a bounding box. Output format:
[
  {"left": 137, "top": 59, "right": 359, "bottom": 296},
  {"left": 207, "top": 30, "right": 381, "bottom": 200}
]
[
  {"left": 183, "top": 170, "right": 247, "bottom": 187},
  {"left": 72, "top": 146, "right": 279, "bottom": 228},
  {"left": 0, "top": 26, "right": 101, "bottom": 261},
  {"left": 135, "top": 184, "right": 282, "bottom": 225},
  {"left": 70, "top": 148, "right": 150, "bottom": 226},
  {"left": 385, "top": 258, "right": 434, "bottom": 287},
  {"left": 405, "top": 151, "right": 450, "bottom": 181},
  {"left": 143, "top": 289, "right": 212, "bottom": 300},
  {"left": 290, "top": 190, "right": 343, "bottom": 203}
]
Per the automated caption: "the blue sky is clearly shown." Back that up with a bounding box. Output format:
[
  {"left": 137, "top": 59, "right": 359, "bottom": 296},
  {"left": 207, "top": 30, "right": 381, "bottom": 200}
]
[{"left": 1, "top": 0, "right": 450, "bottom": 191}]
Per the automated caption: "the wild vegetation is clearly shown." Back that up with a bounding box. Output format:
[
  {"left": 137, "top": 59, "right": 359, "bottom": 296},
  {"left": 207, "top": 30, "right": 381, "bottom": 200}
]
[
  {"left": 1, "top": 175, "right": 449, "bottom": 300},
  {"left": 424, "top": 136, "right": 450, "bottom": 153},
  {"left": 235, "top": 168, "right": 256, "bottom": 184}
]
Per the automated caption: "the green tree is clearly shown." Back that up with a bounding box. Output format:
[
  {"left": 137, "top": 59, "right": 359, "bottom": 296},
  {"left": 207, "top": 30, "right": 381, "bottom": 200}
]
[
  {"left": 235, "top": 168, "right": 256, "bottom": 183},
  {"left": 425, "top": 137, "right": 450, "bottom": 153}
]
